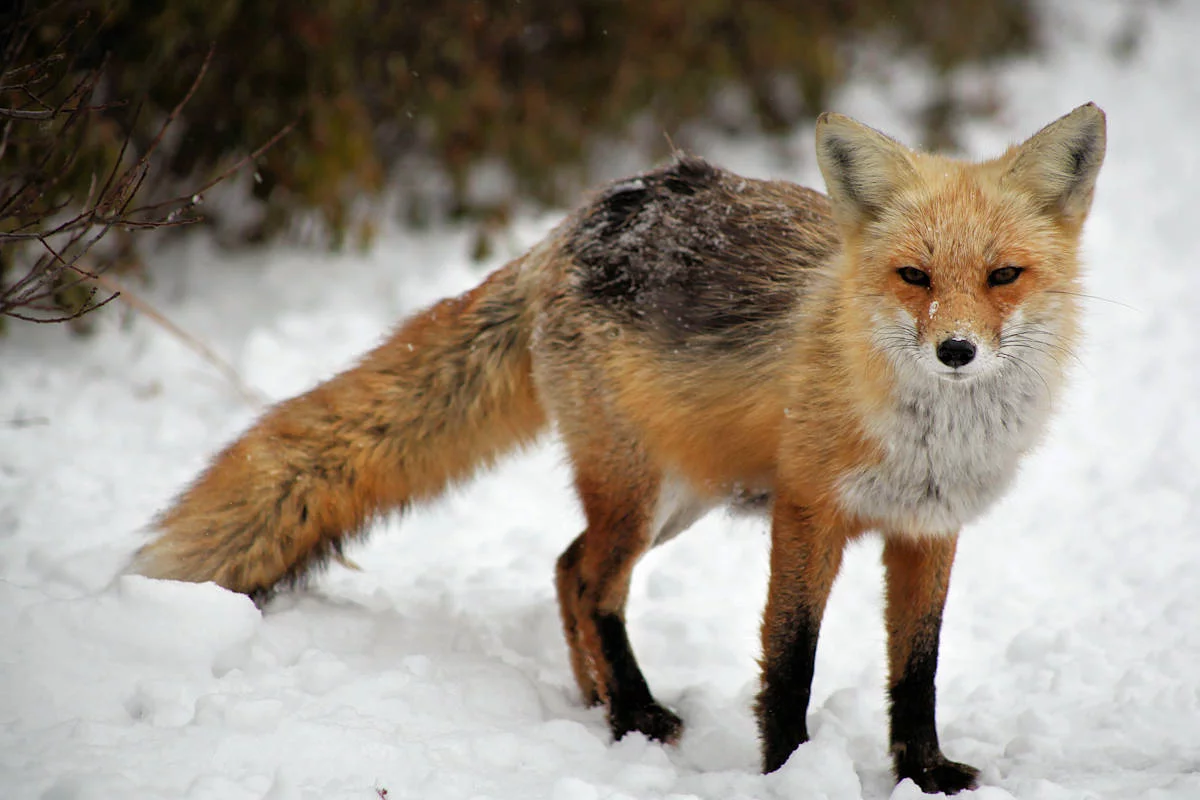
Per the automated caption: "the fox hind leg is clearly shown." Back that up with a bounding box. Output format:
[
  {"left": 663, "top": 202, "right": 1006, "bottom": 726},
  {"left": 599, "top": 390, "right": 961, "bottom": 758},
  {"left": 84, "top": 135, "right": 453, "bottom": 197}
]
[
  {"left": 556, "top": 534, "right": 600, "bottom": 707},
  {"left": 554, "top": 463, "right": 684, "bottom": 744}
]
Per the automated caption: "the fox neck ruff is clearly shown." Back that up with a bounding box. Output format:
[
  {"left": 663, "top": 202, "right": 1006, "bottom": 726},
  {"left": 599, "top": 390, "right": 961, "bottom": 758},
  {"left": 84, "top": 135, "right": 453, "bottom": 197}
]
[{"left": 835, "top": 348, "right": 1062, "bottom": 537}]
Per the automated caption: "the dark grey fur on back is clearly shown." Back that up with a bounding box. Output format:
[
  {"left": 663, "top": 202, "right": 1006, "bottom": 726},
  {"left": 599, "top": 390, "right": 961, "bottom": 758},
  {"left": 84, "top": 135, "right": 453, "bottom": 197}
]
[{"left": 565, "top": 156, "right": 840, "bottom": 354}]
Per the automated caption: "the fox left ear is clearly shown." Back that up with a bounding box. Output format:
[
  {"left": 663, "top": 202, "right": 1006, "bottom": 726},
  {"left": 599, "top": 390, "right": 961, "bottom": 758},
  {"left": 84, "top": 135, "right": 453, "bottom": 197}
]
[
  {"left": 1005, "top": 103, "right": 1106, "bottom": 224},
  {"left": 815, "top": 112, "right": 917, "bottom": 230}
]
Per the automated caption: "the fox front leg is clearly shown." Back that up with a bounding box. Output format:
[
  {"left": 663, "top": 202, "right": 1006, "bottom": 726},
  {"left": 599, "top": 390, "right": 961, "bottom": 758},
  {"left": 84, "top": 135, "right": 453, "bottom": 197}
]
[
  {"left": 883, "top": 534, "right": 979, "bottom": 794},
  {"left": 756, "top": 498, "right": 850, "bottom": 772}
]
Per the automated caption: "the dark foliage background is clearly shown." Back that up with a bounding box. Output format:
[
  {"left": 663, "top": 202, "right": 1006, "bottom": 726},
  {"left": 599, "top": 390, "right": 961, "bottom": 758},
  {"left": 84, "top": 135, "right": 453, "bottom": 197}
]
[{"left": 2, "top": 0, "right": 1037, "bottom": 289}]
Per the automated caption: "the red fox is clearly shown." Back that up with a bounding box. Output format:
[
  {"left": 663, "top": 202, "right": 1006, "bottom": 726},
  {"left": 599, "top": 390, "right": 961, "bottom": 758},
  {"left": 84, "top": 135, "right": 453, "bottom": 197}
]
[{"left": 131, "top": 104, "right": 1106, "bottom": 794}]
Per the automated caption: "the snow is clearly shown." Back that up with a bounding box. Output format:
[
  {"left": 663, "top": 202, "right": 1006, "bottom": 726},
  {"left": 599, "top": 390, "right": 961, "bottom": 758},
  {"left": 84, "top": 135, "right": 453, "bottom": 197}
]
[{"left": 4, "top": 1, "right": 1200, "bottom": 797}]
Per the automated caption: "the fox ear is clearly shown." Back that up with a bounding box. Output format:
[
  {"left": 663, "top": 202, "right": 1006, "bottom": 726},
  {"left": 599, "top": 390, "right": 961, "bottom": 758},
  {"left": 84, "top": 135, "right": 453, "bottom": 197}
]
[
  {"left": 815, "top": 112, "right": 916, "bottom": 229},
  {"left": 1005, "top": 103, "right": 1106, "bottom": 224}
]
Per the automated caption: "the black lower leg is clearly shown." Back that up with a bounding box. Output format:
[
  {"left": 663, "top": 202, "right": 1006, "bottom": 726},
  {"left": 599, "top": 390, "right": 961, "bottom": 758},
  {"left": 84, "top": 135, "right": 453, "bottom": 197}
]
[
  {"left": 889, "top": 623, "right": 978, "bottom": 794},
  {"left": 594, "top": 612, "right": 682, "bottom": 743},
  {"left": 756, "top": 609, "right": 820, "bottom": 773}
]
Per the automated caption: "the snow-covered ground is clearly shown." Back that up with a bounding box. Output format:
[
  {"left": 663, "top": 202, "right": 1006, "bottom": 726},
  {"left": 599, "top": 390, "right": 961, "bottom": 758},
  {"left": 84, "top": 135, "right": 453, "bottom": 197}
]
[{"left": 4, "top": 2, "right": 1199, "bottom": 798}]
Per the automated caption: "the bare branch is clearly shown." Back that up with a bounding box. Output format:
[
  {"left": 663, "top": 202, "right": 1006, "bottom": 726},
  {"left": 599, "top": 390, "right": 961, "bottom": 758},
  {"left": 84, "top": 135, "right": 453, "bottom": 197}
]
[
  {"left": 1, "top": 52, "right": 64, "bottom": 82},
  {"left": 135, "top": 44, "right": 214, "bottom": 168},
  {"left": 0, "top": 16, "right": 290, "bottom": 325},
  {"left": 0, "top": 106, "right": 59, "bottom": 120},
  {"left": 4, "top": 292, "right": 118, "bottom": 323},
  {"left": 128, "top": 118, "right": 299, "bottom": 221}
]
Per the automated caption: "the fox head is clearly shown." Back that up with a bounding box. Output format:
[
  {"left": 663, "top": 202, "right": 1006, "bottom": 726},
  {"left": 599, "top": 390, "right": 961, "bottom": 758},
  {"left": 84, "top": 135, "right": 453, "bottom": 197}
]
[{"left": 815, "top": 104, "right": 1106, "bottom": 390}]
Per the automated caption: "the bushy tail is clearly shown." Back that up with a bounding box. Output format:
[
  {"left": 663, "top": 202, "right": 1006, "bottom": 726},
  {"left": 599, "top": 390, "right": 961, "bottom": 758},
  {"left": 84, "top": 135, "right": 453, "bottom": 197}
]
[{"left": 130, "top": 259, "right": 547, "bottom": 602}]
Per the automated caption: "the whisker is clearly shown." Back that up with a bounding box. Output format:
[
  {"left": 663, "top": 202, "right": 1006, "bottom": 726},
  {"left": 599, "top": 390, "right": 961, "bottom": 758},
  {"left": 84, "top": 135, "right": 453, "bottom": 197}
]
[
  {"left": 1000, "top": 326, "right": 1083, "bottom": 368},
  {"left": 1042, "top": 289, "right": 1138, "bottom": 312},
  {"left": 1005, "top": 337, "right": 1075, "bottom": 359},
  {"left": 1006, "top": 344, "right": 1079, "bottom": 373},
  {"left": 997, "top": 352, "right": 1051, "bottom": 396},
  {"left": 1002, "top": 334, "right": 1075, "bottom": 359}
]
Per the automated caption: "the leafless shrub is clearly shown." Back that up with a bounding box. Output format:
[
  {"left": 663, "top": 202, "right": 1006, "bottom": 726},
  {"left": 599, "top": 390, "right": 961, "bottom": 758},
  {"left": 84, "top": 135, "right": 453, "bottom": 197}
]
[{"left": 0, "top": 1, "right": 291, "bottom": 324}]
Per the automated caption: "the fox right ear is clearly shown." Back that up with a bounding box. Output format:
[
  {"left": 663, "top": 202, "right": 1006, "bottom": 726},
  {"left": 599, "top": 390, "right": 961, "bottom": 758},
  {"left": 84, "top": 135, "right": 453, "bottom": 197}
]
[
  {"left": 815, "top": 113, "right": 916, "bottom": 229},
  {"left": 1005, "top": 103, "right": 1107, "bottom": 225}
]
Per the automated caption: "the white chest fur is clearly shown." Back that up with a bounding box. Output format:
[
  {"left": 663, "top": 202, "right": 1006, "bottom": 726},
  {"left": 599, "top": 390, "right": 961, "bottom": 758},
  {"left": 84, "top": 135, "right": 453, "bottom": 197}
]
[{"left": 835, "top": 366, "right": 1054, "bottom": 536}]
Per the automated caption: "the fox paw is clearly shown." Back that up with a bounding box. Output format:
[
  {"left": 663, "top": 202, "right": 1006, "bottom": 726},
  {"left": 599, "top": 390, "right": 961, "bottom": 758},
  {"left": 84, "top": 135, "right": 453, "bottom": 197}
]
[
  {"left": 895, "top": 753, "right": 980, "bottom": 795},
  {"left": 609, "top": 701, "right": 684, "bottom": 745}
]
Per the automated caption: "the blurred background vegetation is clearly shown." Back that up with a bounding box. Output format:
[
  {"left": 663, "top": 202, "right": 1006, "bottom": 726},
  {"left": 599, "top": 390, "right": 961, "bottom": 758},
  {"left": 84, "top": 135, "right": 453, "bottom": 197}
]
[{"left": 2, "top": 0, "right": 1039, "bottom": 322}]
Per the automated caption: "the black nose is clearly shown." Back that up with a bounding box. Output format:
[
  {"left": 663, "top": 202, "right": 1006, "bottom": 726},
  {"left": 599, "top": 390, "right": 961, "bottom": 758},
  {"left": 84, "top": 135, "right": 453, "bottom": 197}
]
[{"left": 936, "top": 338, "right": 976, "bottom": 368}]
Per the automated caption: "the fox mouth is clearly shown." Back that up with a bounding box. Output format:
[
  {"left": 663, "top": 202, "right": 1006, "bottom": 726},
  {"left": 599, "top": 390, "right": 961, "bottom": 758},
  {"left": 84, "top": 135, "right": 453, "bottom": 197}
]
[{"left": 924, "top": 364, "right": 995, "bottom": 384}]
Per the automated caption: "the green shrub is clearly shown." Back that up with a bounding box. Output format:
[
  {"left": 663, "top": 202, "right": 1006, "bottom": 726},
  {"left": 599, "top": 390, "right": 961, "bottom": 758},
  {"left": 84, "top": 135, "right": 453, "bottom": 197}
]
[{"left": 6, "top": 0, "right": 1037, "bottom": 250}]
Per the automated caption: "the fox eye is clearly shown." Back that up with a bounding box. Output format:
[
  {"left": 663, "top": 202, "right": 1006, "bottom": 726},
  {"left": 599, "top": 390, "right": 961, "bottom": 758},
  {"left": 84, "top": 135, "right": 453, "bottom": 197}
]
[
  {"left": 897, "top": 266, "right": 931, "bottom": 288},
  {"left": 988, "top": 266, "right": 1024, "bottom": 287}
]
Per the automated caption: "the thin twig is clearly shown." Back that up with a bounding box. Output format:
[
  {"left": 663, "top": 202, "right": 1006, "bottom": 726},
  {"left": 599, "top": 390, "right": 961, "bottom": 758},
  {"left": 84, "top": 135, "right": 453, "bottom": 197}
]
[
  {"left": 128, "top": 117, "right": 299, "bottom": 220},
  {"left": 4, "top": 290, "right": 116, "bottom": 323},
  {"left": 0, "top": 106, "right": 59, "bottom": 120},
  {"left": 134, "top": 44, "right": 214, "bottom": 171},
  {"left": 85, "top": 270, "right": 268, "bottom": 407}
]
